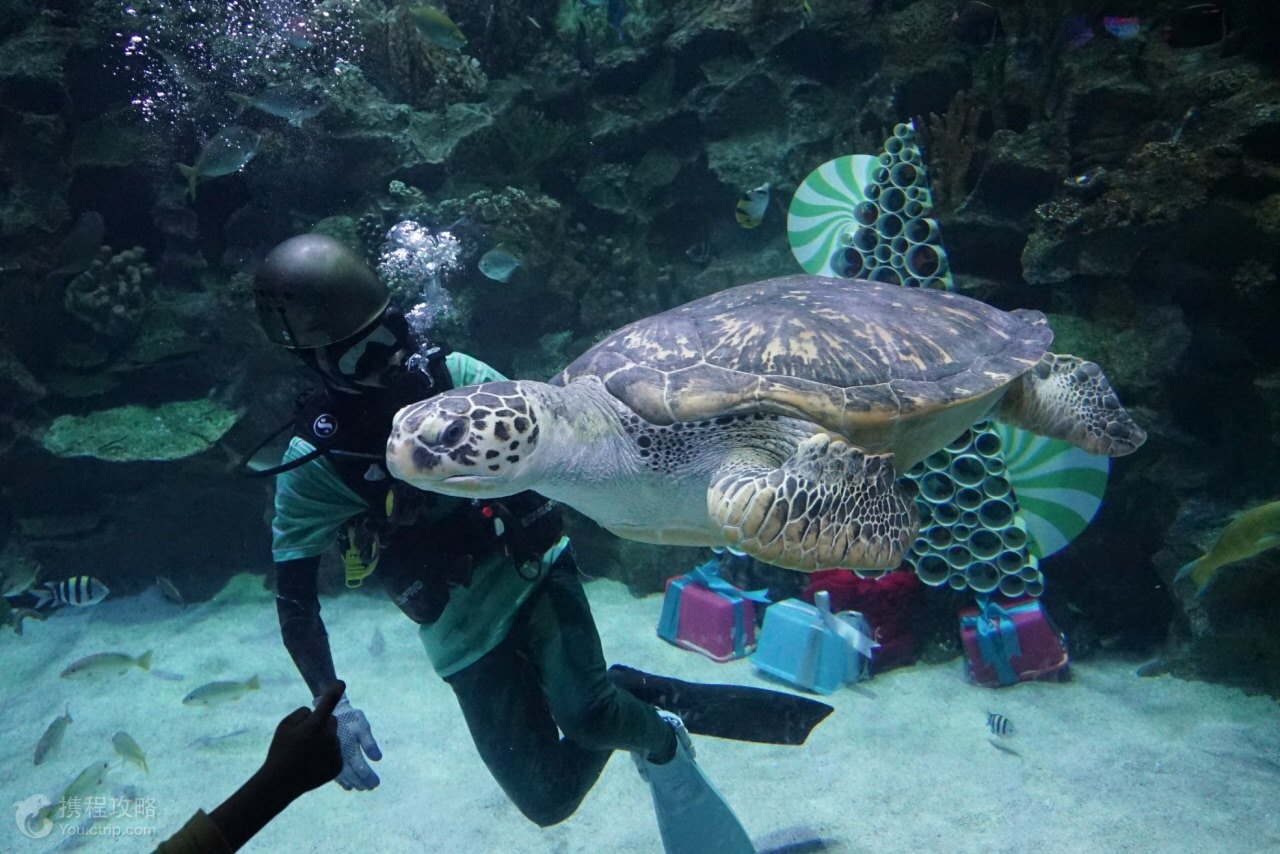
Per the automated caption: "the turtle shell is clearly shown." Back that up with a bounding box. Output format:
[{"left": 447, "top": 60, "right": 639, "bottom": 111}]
[{"left": 554, "top": 275, "right": 1051, "bottom": 462}]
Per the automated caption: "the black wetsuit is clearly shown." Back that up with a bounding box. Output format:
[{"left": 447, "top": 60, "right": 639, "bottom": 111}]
[{"left": 271, "top": 350, "right": 674, "bottom": 826}]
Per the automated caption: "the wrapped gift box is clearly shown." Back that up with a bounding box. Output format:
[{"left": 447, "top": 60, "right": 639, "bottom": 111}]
[
  {"left": 657, "top": 560, "right": 769, "bottom": 662},
  {"left": 802, "top": 569, "right": 921, "bottom": 672},
  {"left": 959, "top": 596, "right": 1069, "bottom": 688},
  {"left": 751, "top": 592, "right": 877, "bottom": 695}
]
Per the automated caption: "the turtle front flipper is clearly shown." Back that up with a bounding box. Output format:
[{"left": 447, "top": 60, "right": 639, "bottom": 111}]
[
  {"left": 708, "top": 434, "right": 917, "bottom": 572},
  {"left": 996, "top": 353, "right": 1146, "bottom": 456}
]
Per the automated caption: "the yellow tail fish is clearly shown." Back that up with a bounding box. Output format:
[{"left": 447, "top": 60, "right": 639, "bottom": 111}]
[{"left": 1174, "top": 500, "right": 1280, "bottom": 596}]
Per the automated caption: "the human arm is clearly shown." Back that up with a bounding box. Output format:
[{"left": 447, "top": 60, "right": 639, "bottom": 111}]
[
  {"left": 275, "top": 557, "right": 339, "bottom": 698},
  {"left": 154, "top": 683, "right": 344, "bottom": 853},
  {"left": 445, "top": 351, "right": 507, "bottom": 386},
  {"left": 271, "top": 443, "right": 381, "bottom": 789},
  {"left": 274, "top": 558, "right": 382, "bottom": 790}
]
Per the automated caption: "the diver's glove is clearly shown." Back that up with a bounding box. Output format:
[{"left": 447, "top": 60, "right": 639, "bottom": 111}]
[{"left": 328, "top": 696, "right": 382, "bottom": 790}]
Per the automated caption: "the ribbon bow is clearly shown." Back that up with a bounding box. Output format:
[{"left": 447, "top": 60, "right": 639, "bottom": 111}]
[
  {"left": 962, "top": 596, "right": 1024, "bottom": 686},
  {"left": 814, "top": 591, "right": 878, "bottom": 684},
  {"left": 657, "top": 559, "right": 771, "bottom": 658}
]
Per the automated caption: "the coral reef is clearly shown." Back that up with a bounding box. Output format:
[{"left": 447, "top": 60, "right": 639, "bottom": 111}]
[
  {"left": 62, "top": 247, "right": 154, "bottom": 339},
  {"left": 40, "top": 398, "right": 243, "bottom": 462},
  {"left": 918, "top": 89, "right": 984, "bottom": 213},
  {"left": 358, "top": 2, "right": 489, "bottom": 109}
]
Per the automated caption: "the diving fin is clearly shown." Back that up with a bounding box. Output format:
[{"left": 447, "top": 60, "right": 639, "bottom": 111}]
[
  {"left": 608, "top": 664, "right": 833, "bottom": 746},
  {"left": 636, "top": 712, "right": 755, "bottom": 854}
]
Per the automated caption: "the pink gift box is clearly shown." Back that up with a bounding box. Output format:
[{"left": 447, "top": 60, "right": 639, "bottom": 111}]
[
  {"left": 959, "top": 596, "right": 1069, "bottom": 688},
  {"left": 657, "top": 561, "right": 767, "bottom": 662}
]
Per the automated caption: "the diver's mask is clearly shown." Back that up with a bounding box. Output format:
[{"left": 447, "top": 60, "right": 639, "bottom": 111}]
[{"left": 299, "top": 309, "right": 414, "bottom": 393}]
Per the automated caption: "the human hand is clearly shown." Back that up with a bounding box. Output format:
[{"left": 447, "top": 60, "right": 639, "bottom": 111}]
[
  {"left": 258, "top": 679, "right": 344, "bottom": 801},
  {"left": 331, "top": 691, "right": 382, "bottom": 790}
]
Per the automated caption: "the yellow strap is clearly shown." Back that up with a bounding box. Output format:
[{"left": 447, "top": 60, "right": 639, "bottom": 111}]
[{"left": 343, "top": 523, "right": 379, "bottom": 588}]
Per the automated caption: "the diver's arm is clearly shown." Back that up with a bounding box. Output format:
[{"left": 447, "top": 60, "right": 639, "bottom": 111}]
[
  {"left": 275, "top": 557, "right": 340, "bottom": 698},
  {"left": 445, "top": 351, "right": 508, "bottom": 385}
]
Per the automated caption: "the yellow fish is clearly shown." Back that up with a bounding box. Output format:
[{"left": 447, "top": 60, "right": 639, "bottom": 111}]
[
  {"left": 33, "top": 708, "right": 72, "bottom": 765},
  {"left": 407, "top": 6, "right": 467, "bottom": 50},
  {"left": 112, "top": 731, "right": 148, "bottom": 774},
  {"left": 182, "top": 674, "right": 260, "bottom": 706},
  {"left": 735, "top": 182, "right": 771, "bottom": 228},
  {"left": 60, "top": 650, "right": 152, "bottom": 679},
  {"left": 1174, "top": 500, "right": 1280, "bottom": 596}
]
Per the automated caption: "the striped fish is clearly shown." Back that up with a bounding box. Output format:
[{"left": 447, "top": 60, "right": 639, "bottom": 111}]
[
  {"left": 33, "top": 576, "right": 109, "bottom": 608},
  {"left": 986, "top": 712, "right": 1015, "bottom": 737}
]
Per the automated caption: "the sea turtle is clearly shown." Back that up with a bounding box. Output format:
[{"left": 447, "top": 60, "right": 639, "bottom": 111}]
[{"left": 386, "top": 276, "right": 1145, "bottom": 572}]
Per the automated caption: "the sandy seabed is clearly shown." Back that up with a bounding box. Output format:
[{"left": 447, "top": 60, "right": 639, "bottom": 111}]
[{"left": 2, "top": 573, "right": 1278, "bottom": 854}]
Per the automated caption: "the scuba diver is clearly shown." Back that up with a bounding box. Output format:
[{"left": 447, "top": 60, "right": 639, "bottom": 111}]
[{"left": 251, "top": 233, "right": 756, "bottom": 852}]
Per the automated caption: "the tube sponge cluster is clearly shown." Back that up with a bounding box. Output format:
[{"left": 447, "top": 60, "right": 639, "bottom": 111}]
[
  {"left": 788, "top": 121, "right": 953, "bottom": 289},
  {"left": 904, "top": 421, "right": 1046, "bottom": 598}
]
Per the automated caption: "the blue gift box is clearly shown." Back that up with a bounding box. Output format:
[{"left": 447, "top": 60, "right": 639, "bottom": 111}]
[
  {"left": 752, "top": 591, "right": 878, "bottom": 695},
  {"left": 656, "top": 559, "right": 770, "bottom": 661}
]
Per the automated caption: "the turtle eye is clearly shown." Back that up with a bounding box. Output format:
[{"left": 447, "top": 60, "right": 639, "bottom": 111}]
[{"left": 440, "top": 418, "right": 468, "bottom": 446}]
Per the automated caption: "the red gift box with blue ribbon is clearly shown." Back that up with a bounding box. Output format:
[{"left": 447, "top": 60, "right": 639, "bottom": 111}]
[
  {"left": 959, "top": 595, "right": 1069, "bottom": 687},
  {"left": 657, "top": 559, "right": 771, "bottom": 662}
]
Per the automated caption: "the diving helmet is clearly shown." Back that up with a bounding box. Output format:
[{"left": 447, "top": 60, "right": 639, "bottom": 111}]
[{"left": 254, "top": 234, "right": 390, "bottom": 349}]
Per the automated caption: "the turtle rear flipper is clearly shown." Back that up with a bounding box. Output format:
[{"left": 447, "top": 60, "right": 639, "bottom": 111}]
[
  {"left": 708, "top": 434, "right": 916, "bottom": 572},
  {"left": 996, "top": 353, "right": 1147, "bottom": 456}
]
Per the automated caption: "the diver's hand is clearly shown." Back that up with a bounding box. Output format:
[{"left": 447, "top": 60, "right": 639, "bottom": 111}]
[{"left": 330, "top": 695, "right": 382, "bottom": 790}]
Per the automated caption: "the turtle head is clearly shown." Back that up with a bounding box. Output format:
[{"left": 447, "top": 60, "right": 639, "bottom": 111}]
[{"left": 387, "top": 380, "right": 546, "bottom": 497}]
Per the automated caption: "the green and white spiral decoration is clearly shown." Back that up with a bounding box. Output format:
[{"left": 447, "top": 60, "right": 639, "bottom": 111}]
[
  {"left": 788, "top": 122, "right": 952, "bottom": 290},
  {"left": 990, "top": 425, "right": 1110, "bottom": 560},
  {"left": 789, "top": 125, "right": 1110, "bottom": 597}
]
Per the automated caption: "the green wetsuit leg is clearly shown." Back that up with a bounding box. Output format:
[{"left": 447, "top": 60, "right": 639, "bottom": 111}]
[{"left": 446, "top": 550, "right": 674, "bottom": 827}]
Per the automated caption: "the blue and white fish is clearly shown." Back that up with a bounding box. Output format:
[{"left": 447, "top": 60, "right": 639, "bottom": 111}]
[
  {"left": 735, "top": 182, "right": 771, "bottom": 228},
  {"left": 986, "top": 712, "right": 1014, "bottom": 737},
  {"left": 32, "top": 576, "right": 109, "bottom": 609}
]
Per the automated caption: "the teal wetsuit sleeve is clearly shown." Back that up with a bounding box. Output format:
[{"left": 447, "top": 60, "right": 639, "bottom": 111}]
[
  {"left": 271, "top": 438, "right": 369, "bottom": 562},
  {"left": 446, "top": 351, "right": 508, "bottom": 386}
]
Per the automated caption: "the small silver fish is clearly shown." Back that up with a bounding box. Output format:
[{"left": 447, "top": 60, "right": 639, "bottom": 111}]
[
  {"left": 33, "top": 708, "right": 72, "bottom": 765},
  {"left": 39, "top": 760, "right": 111, "bottom": 822},
  {"left": 478, "top": 245, "right": 522, "bottom": 282},
  {"left": 111, "top": 731, "right": 148, "bottom": 773},
  {"left": 987, "top": 712, "right": 1014, "bottom": 737},
  {"left": 150, "top": 668, "right": 187, "bottom": 682},
  {"left": 33, "top": 576, "right": 110, "bottom": 608},
  {"left": 177, "top": 125, "right": 261, "bottom": 199},
  {"left": 684, "top": 241, "right": 715, "bottom": 265},
  {"left": 231, "top": 85, "right": 325, "bottom": 128},
  {"left": 988, "top": 736, "right": 1022, "bottom": 757},
  {"left": 188, "top": 728, "right": 252, "bottom": 749},
  {"left": 183, "top": 674, "right": 260, "bottom": 706},
  {"left": 11, "top": 607, "right": 46, "bottom": 635},
  {"left": 155, "top": 575, "right": 184, "bottom": 607},
  {"left": 60, "top": 650, "right": 152, "bottom": 679}
]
